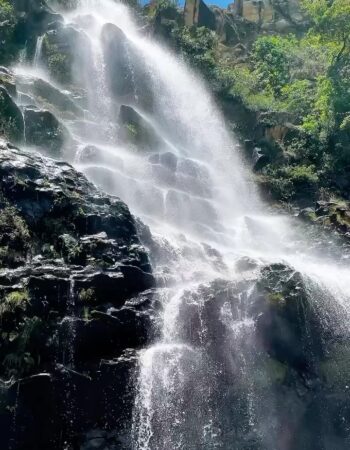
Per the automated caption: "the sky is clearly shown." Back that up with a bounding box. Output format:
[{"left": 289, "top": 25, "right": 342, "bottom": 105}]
[
  {"left": 171, "top": 0, "right": 234, "bottom": 7},
  {"left": 205, "top": 0, "right": 233, "bottom": 6}
]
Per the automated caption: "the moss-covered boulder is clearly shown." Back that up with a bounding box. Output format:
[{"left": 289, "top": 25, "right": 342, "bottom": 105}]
[{"left": 119, "top": 104, "right": 163, "bottom": 151}]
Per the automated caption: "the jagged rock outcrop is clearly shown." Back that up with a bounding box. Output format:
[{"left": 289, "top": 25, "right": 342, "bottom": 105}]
[
  {"left": 184, "top": 0, "right": 216, "bottom": 29},
  {"left": 171, "top": 264, "right": 350, "bottom": 449},
  {"left": 184, "top": 0, "right": 307, "bottom": 44},
  {"left": 0, "top": 141, "right": 155, "bottom": 449}
]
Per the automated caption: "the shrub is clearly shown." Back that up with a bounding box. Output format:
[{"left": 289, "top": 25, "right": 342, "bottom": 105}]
[
  {"left": 0, "top": 207, "right": 31, "bottom": 267},
  {"left": 285, "top": 164, "right": 319, "bottom": 185},
  {"left": 252, "top": 35, "right": 296, "bottom": 95},
  {"left": 0, "top": 290, "right": 30, "bottom": 320},
  {"left": 172, "top": 26, "right": 218, "bottom": 82}
]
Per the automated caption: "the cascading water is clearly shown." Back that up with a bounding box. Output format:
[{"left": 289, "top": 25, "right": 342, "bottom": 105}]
[
  {"left": 33, "top": 35, "right": 44, "bottom": 69},
  {"left": 14, "top": 0, "right": 350, "bottom": 448}
]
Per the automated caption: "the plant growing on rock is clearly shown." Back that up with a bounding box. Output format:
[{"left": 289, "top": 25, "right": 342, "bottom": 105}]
[
  {"left": 0, "top": 0, "right": 17, "bottom": 63},
  {"left": 0, "top": 207, "right": 31, "bottom": 267},
  {"left": 42, "top": 36, "right": 72, "bottom": 84}
]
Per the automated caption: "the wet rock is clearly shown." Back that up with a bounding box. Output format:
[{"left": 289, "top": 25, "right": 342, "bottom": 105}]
[
  {"left": 41, "top": 24, "right": 91, "bottom": 84},
  {"left": 14, "top": 0, "right": 64, "bottom": 46},
  {"left": 101, "top": 24, "right": 134, "bottom": 101},
  {"left": 252, "top": 146, "right": 269, "bottom": 171},
  {"left": 32, "top": 78, "right": 84, "bottom": 118},
  {"left": 119, "top": 104, "right": 163, "bottom": 151},
  {"left": 0, "top": 141, "right": 154, "bottom": 449},
  {"left": 0, "top": 67, "right": 17, "bottom": 97},
  {"left": 101, "top": 24, "right": 153, "bottom": 109},
  {"left": 254, "top": 263, "right": 324, "bottom": 374},
  {"left": 23, "top": 107, "right": 70, "bottom": 156},
  {"left": 0, "top": 86, "right": 24, "bottom": 142},
  {"left": 2, "top": 373, "right": 55, "bottom": 450},
  {"left": 235, "top": 256, "right": 258, "bottom": 272}
]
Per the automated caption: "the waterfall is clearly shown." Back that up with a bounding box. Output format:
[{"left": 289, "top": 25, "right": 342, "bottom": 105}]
[
  {"left": 18, "top": 0, "right": 350, "bottom": 448},
  {"left": 33, "top": 36, "right": 44, "bottom": 69}
]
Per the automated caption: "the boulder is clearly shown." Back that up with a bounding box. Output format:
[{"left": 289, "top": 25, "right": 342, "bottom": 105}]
[
  {"left": 23, "top": 107, "right": 70, "bottom": 156},
  {"left": 101, "top": 24, "right": 134, "bottom": 101},
  {"left": 252, "top": 146, "right": 269, "bottom": 171},
  {"left": 119, "top": 104, "right": 163, "bottom": 151},
  {"left": 0, "top": 67, "right": 17, "bottom": 97},
  {"left": 0, "top": 86, "right": 24, "bottom": 142},
  {"left": 32, "top": 78, "right": 84, "bottom": 117},
  {"left": 254, "top": 263, "right": 324, "bottom": 374},
  {"left": 101, "top": 24, "right": 153, "bottom": 109}
]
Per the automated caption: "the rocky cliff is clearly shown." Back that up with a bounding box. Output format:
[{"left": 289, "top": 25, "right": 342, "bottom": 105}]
[{"left": 0, "top": 141, "right": 155, "bottom": 449}]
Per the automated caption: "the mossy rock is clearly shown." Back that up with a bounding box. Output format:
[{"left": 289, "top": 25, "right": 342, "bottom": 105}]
[
  {"left": 0, "top": 86, "right": 24, "bottom": 142},
  {"left": 255, "top": 263, "right": 324, "bottom": 374},
  {"left": 23, "top": 108, "right": 71, "bottom": 156},
  {"left": 0, "top": 207, "right": 30, "bottom": 267}
]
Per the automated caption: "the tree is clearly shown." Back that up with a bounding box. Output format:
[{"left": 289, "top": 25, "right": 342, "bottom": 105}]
[{"left": 301, "top": 0, "right": 350, "bottom": 66}]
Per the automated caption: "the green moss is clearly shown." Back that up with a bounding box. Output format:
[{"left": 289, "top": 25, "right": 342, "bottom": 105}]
[
  {"left": 42, "top": 36, "right": 72, "bottom": 84},
  {"left": 0, "top": 207, "right": 31, "bottom": 267},
  {"left": 0, "top": 290, "right": 30, "bottom": 319},
  {"left": 266, "top": 358, "right": 288, "bottom": 384},
  {"left": 268, "top": 292, "right": 285, "bottom": 305},
  {"left": 79, "top": 288, "right": 96, "bottom": 304},
  {"left": 0, "top": 112, "right": 18, "bottom": 142},
  {"left": 126, "top": 123, "right": 139, "bottom": 140}
]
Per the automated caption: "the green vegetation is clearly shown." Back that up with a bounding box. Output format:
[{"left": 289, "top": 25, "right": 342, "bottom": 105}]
[
  {"left": 0, "top": 290, "right": 43, "bottom": 378},
  {"left": 228, "top": 1, "right": 349, "bottom": 202},
  {"left": 0, "top": 290, "right": 30, "bottom": 323},
  {"left": 172, "top": 26, "right": 219, "bottom": 83},
  {"left": 78, "top": 288, "right": 96, "bottom": 304},
  {"left": 42, "top": 36, "right": 72, "bottom": 84},
  {"left": 2, "top": 315, "right": 44, "bottom": 377},
  {"left": 153, "top": 0, "right": 350, "bottom": 204},
  {"left": 268, "top": 292, "right": 285, "bottom": 305},
  {"left": 0, "top": 0, "right": 17, "bottom": 62},
  {"left": 0, "top": 207, "right": 31, "bottom": 267}
]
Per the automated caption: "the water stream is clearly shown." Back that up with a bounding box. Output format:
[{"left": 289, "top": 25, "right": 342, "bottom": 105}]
[{"left": 13, "top": 0, "right": 350, "bottom": 448}]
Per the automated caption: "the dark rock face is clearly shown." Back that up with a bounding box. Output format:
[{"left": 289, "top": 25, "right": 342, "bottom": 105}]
[
  {"left": 23, "top": 107, "right": 71, "bottom": 156},
  {"left": 0, "top": 86, "right": 24, "bottom": 142},
  {"left": 0, "top": 142, "right": 155, "bottom": 449},
  {"left": 119, "top": 105, "right": 163, "bottom": 151},
  {"left": 0, "top": 67, "right": 17, "bottom": 97},
  {"left": 168, "top": 263, "right": 350, "bottom": 449},
  {"left": 101, "top": 23, "right": 153, "bottom": 110},
  {"left": 101, "top": 23, "right": 135, "bottom": 103},
  {"left": 32, "top": 78, "right": 84, "bottom": 117},
  {"left": 13, "top": 0, "right": 64, "bottom": 46}
]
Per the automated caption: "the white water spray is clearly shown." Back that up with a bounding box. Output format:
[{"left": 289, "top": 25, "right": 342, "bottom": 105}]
[{"left": 17, "top": 0, "right": 350, "bottom": 448}]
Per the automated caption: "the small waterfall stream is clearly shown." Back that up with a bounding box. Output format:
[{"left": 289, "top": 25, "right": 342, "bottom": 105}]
[
  {"left": 12, "top": 0, "right": 350, "bottom": 448},
  {"left": 33, "top": 36, "right": 44, "bottom": 69}
]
